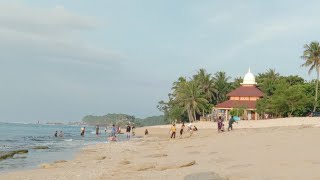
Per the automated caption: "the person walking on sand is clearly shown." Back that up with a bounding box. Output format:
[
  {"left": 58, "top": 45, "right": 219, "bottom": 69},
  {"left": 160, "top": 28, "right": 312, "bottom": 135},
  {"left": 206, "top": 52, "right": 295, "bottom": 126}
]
[
  {"left": 217, "top": 116, "right": 223, "bottom": 133},
  {"left": 228, "top": 116, "right": 237, "bottom": 131},
  {"left": 170, "top": 124, "right": 177, "bottom": 139},
  {"left": 126, "top": 124, "right": 131, "bottom": 139},
  {"left": 145, "top": 129, "right": 149, "bottom": 135},
  {"left": 180, "top": 122, "right": 185, "bottom": 137},
  {"left": 188, "top": 123, "right": 193, "bottom": 136}
]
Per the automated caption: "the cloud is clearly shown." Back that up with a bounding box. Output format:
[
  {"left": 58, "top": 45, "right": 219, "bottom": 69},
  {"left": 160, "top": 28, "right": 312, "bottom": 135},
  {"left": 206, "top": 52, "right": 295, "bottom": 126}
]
[
  {"left": 0, "top": 2, "right": 121, "bottom": 66},
  {"left": 221, "top": 14, "right": 320, "bottom": 60}
]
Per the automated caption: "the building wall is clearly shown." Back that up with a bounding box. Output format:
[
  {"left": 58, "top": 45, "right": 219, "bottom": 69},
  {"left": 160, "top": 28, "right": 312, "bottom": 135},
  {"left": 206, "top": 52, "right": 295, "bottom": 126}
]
[{"left": 229, "top": 96, "right": 260, "bottom": 101}]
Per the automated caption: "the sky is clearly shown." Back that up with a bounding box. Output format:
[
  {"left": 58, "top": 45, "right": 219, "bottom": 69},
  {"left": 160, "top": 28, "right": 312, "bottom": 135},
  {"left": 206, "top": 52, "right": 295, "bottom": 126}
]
[{"left": 1, "top": 0, "right": 320, "bottom": 123}]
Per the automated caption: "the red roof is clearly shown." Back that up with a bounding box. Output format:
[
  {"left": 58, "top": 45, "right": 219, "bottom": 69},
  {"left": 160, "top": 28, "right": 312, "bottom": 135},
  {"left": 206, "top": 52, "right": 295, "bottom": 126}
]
[
  {"left": 227, "top": 86, "right": 264, "bottom": 97},
  {"left": 215, "top": 100, "right": 257, "bottom": 109}
]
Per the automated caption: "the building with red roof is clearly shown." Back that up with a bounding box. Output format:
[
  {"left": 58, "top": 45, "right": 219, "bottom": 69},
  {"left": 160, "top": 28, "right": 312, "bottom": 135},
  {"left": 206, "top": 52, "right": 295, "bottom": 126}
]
[{"left": 215, "top": 68, "right": 264, "bottom": 120}]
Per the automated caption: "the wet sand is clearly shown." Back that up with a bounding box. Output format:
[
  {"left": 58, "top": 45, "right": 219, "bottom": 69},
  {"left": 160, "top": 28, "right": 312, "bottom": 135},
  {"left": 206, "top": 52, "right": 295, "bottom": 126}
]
[{"left": 1, "top": 118, "right": 320, "bottom": 180}]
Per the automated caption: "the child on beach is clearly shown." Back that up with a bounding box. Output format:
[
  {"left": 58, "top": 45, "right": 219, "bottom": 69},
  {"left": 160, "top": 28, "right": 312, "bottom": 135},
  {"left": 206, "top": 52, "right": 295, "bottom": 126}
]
[
  {"left": 145, "top": 129, "right": 149, "bottom": 135},
  {"left": 170, "top": 124, "right": 176, "bottom": 139}
]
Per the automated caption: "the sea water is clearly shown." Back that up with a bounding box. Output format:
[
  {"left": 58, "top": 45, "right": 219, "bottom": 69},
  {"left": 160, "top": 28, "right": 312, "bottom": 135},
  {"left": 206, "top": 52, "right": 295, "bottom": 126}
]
[{"left": 0, "top": 122, "right": 124, "bottom": 173}]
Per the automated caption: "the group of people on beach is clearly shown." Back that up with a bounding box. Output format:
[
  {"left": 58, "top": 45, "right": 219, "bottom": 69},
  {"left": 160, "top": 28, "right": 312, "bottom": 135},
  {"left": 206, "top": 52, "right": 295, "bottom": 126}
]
[
  {"left": 168, "top": 115, "right": 237, "bottom": 139},
  {"left": 217, "top": 116, "right": 237, "bottom": 132},
  {"left": 170, "top": 122, "right": 198, "bottom": 139}
]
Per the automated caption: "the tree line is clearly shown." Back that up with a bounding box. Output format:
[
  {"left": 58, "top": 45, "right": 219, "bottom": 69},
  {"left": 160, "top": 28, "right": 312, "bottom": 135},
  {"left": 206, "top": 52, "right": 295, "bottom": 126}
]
[
  {"left": 158, "top": 41, "right": 320, "bottom": 122},
  {"left": 82, "top": 113, "right": 166, "bottom": 127}
]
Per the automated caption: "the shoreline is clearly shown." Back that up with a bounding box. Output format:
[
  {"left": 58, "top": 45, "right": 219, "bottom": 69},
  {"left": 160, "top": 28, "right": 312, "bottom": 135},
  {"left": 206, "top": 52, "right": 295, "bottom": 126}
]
[{"left": 1, "top": 117, "right": 320, "bottom": 179}]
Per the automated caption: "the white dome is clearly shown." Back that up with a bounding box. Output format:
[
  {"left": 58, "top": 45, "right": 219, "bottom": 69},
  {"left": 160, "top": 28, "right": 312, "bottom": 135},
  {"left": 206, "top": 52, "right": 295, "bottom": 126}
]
[{"left": 241, "top": 68, "right": 257, "bottom": 85}]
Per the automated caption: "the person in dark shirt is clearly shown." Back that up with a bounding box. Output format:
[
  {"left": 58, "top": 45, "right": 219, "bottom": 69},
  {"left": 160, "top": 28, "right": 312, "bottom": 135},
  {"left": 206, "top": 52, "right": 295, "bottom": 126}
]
[
  {"left": 126, "top": 124, "right": 131, "bottom": 139},
  {"left": 96, "top": 125, "right": 99, "bottom": 135},
  {"left": 145, "top": 129, "right": 149, "bottom": 135},
  {"left": 54, "top": 131, "right": 58, "bottom": 137},
  {"left": 228, "top": 116, "right": 237, "bottom": 131}
]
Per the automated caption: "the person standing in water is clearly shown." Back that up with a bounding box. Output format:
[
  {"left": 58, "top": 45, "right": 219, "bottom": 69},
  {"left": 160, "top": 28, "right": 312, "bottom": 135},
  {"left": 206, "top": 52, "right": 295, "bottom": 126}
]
[
  {"left": 96, "top": 125, "right": 100, "bottom": 135},
  {"left": 111, "top": 124, "right": 117, "bottom": 137},
  {"left": 54, "top": 131, "right": 58, "bottom": 137},
  {"left": 80, "top": 127, "right": 85, "bottom": 136},
  {"left": 126, "top": 124, "right": 131, "bottom": 139},
  {"left": 59, "top": 131, "right": 64, "bottom": 137}
]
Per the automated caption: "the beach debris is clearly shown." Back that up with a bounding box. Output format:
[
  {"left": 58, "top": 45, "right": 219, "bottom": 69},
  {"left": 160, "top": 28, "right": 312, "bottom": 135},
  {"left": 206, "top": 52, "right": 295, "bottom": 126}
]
[
  {"left": 184, "top": 172, "right": 228, "bottom": 180},
  {"left": 0, "top": 150, "right": 28, "bottom": 161},
  {"left": 32, "top": 146, "right": 49, "bottom": 150}
]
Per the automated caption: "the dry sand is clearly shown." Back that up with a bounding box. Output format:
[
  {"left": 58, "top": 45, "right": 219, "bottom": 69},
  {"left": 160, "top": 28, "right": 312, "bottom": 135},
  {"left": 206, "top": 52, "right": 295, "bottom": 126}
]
[{"left": 1, "top": 117, "right": 320, "bottom": 180}]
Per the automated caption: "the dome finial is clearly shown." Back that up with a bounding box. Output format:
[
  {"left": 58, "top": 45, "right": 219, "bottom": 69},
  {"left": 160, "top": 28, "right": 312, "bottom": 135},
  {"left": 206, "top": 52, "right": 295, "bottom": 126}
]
[{"left": 248, "top": 66, "right": 251, "bottom": 73}]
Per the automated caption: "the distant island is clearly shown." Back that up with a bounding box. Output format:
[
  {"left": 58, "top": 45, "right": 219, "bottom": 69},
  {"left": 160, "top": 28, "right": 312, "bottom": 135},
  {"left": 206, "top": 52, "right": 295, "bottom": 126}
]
[{"left": 82, "top": 113, "right": 167, "bottom": 127}]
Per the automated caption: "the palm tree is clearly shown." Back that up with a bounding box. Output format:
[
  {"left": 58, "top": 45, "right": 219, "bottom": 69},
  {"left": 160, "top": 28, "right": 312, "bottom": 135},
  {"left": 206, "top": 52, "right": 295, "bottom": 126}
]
[
  {"left": 193, "top": 69, "right": 216, "bottom": 102},
  {"left": 301, "top": 41, "right": 320, "bottom": 112},
  {"left": 213, "top": 71, "right": 231, "bottom": 104},
  {"left": 175, "top": 80, "right": 208, "bottom": 122},
  {"left": 171, "top": 76, "right": 186, "bottom": 97}
]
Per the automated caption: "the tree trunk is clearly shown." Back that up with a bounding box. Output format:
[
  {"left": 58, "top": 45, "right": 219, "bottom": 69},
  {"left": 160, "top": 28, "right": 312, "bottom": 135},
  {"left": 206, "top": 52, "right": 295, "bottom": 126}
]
[
  {"left": 202, "top": 109, "right": 205, "bottom": 120},
  {"left": 187, "top": 108, "right": 193, "bottom": 122},
  {"left": 314, "top": 68, "right": 319, "bottom": 112},
  {"left": 193, "top": 110, "right": 197, "bottom": 122}
]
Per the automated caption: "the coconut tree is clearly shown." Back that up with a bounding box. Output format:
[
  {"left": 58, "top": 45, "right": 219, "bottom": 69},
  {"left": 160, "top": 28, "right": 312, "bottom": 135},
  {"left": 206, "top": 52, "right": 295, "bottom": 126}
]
[
  {"left": 213, "top": 71, "right": 231, "bottom": 104},
  {"left": 301, "top": 41, "right": 320, "bottom": 112},
  {"left": 175, "top": 80, "right": 208, "bottom": 122},
  {"left": 193, "top": 69, "right": 216, "bottom": 102}
]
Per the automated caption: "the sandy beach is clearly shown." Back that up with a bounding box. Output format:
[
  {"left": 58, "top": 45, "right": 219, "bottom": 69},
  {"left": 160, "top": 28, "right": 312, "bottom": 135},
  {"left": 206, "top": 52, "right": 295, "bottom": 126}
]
[{"left": 1, "top": 117, "right": 320, "bottom": 180}]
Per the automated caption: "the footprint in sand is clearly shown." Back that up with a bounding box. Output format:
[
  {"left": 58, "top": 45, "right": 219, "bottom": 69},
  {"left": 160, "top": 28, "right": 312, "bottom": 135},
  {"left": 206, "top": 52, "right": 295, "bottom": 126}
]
[
  {"left": 229, "top": 164, "right": 253, "bottom": 168},
  {"left": 188, "top": 151, "right": 200, "bottom": 154},
  {"left": 184, "top": 171, "right": 228, "bottom": 180},
  {"left": 209, "top": 152, "right": 218, "bottom": 155},
  {"left": 145, "top": 153, "right": 168, "bottom": 158}
]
